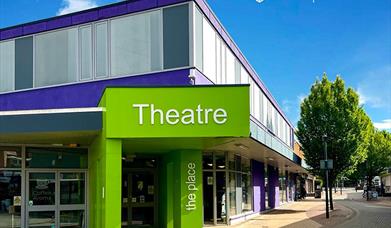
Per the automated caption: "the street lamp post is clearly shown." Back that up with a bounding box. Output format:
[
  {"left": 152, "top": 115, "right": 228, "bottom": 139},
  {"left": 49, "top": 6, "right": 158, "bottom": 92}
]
[{"left": 323, "top": 135, "right": 330, "bottom": 219}]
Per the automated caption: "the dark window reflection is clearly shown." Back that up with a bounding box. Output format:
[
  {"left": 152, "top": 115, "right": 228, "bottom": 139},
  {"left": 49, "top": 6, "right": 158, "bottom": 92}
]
[
  {"left": 215, "top": 153, "right": 226, "bottom": 169},
  {"left": 26, "top": 147, "right": 88, "bottom": 169},
  {"left": 0, "top": 171, "right": 21, "bottom": 227},
  {"left": 29, "top": 173, "right": 55, "bottom": 205},
  {"left": 202, "top": 153, "right": 213, "bottom": 169},
  {"left": 60, "top": 210, "right": 85, "bottom": 228},
  {"left": 60, "top": 173, "right": 85, "bottom": 205},
  {"left": 28, "top": 211, "right": 55, "bottom": 227},
  {"left": 0, "top": 147, "right": 22, "bottom": 168}
]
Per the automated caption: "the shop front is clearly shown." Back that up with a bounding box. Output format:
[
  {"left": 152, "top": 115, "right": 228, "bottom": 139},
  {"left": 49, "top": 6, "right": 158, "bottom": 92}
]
[
  {"left": 90, "top": 85, "right": 249, "bottom": 228},
  {"left": 1, "top": 85, "right": 249, "bottom": 228},
  {"left": 0, "top": 85, "right": 307, "bottom": 227}
]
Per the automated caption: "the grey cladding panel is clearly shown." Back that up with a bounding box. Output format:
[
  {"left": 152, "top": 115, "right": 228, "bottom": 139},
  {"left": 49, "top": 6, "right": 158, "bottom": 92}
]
[
  {"left": 163, "top": 4, "right": 189, "bottom": 69},
  {"left": 15, "top": 36, "right": 33, "bottom": 90},
  {"left": 0, "top": 112, "right": 102, "bottom": 134}
]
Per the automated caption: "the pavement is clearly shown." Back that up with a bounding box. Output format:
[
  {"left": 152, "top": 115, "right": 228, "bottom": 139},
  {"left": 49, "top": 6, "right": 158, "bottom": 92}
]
[{"left": 222, "top": 188, "right": 391, "bottom": 228}]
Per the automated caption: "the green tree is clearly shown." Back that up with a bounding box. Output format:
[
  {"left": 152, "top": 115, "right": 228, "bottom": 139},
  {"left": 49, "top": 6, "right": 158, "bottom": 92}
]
[
  {"left": 364, "top": 130, "right": 391, "bottom": 199},
  {"left": 297, "top": 74, "right": 372, "bottom": 209}
]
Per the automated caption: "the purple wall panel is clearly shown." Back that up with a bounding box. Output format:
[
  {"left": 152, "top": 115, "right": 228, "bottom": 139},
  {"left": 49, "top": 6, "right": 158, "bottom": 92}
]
[
  {"left": 192, "top": 69, "right": 213, "bottom": 85},
  {"left": 268, "top": 165, "right": 279, "bottom": 208},
  {"left": 128, "top": 0, "right": 157, "bottom": 12},
  {"left": 72, "top": 11, "right": 99, "bottom": 25},
  {"left": 158, "top": 0, "right": 186, "bottom": 7},
  {"left": 0, "top": 69, "right": 191, "bottom": 111},
  {"left": 251, "top": 160, "right": 265, "bottom": 213},
  {"left": 98, "top": 4, "right": 128, "bottom": 19},
  {"left": 46, "top": 17, "right": 72, "bottom": 30},
  {"left": 0, "top": 27, "right": 23, "bottom": 40},
  {"left": 23, "top": 22, "right": 46, "bottom": 35}
]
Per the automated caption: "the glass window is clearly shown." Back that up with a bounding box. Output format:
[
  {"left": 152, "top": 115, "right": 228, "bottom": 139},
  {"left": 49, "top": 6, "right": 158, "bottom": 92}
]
[
  {"left": 279, "top": 174, "right": 286, "bottom": 203},
  {"left": 0, "top": 40, "right": 15, "bottom": 92},
  {"left": 216, "top": 171, "right": 226, "bottom": 224},
  {"left": 229, "top": 172, "right": 237, "bottom": 216},
  {"left": 194, "top": 7, "right": 203, "bottom": 71},
  {"left": 202, "top": 153, "right": 213, "bottom": 169},
  {"left": 29, "top": 211, "right": 55, "bottom": 227},
  {"left": 111, "top": 10, "right": 162, "bottom": 76},
  {"left": 267, "top": 100, "right": 272, "bottom": 130},
  {"left": 275, "top": 110, "right": 279, "bottom": 135},
  {"left": 60, "top": 210, "right": 85, "bottom": 228},
  {"left": 29, "top": 172, "right": 56, "bottom": 205},
  {"left": 0, "top": 171, "right": 21, "bottom": 227},
  {"left": 242, "top": 173, "right": 252, "bottom": 212},
  {"left": 265, "top": 167, "right": 270, "bottom": 209},
  {"left": 122, "top": 157, "right": 157, "bottom": 169},
  {"left": 226, "top": 49, "right": 235, "bottom": 84},
  {"left": 80, "top": 26, "right": 92, "bottom": 80},
  {"left": 60, "top": 173, "right": 85, "bottom": 204},
  {"left": 228, "top": 153, "right": 241, "bottom": 171},
  {"left": 241, "top": 157, "right": 251, "bottom": 174},
  {"left": 26, "top": 147, "right": 88, "bottom": 169},
  {"left": 95, "top": 22, "right": 108, "bottom": 78},
  {"left": 0, "top": 146, "right": 21, "bottom": 168},
  {"left": 202, "top": 18, "right": 216, "bottom": 82},
  {"left": 215, "top": 152, "right": 226, "bottom": 169},
  {"left": 262, "top": 94, "right": 267, "bottom": 125},
  {"left": 35, "top": 28, "right": 78, "bottom": 87}
]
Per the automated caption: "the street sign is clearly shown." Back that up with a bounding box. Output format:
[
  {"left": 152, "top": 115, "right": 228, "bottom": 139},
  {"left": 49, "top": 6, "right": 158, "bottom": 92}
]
[{"left": 320, "top": 159, "right": 333, "bottom": 169}]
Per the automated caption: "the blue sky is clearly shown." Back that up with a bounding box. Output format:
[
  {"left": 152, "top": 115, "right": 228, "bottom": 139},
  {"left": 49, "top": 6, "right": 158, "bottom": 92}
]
[{"left": 1, "top": 0, "right": 390, "bottom": 130}]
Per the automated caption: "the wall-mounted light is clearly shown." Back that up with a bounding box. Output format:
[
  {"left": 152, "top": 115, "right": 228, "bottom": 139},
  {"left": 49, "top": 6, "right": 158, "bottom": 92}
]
[
  {"left": 234, "top": 143, "right": 249, "bottom": 150},
  {"left": 266, "top": 157, "right": 274, "bottom": 161}
]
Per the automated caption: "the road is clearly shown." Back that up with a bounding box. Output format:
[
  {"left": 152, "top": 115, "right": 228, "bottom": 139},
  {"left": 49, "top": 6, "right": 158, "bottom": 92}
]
[{"left": 335, "top": 193, "right": 391, "bottom": 228}]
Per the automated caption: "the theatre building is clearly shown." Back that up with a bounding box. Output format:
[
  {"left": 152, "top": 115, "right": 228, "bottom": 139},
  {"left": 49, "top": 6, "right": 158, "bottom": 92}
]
[{"left": 0, "top": 0, "right": 308, "bottom": 227}]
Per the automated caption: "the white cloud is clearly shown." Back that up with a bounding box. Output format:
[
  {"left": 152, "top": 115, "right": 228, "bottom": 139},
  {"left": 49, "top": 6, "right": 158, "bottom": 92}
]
[
  {"left": 297, "top": 94, "right": 306, "bottom": 104},
  {"left": 356, "top": 65, "right": 391, "bottom": 109},
  {"left": 57, "top": 0, "right": 97, "bottom": 16},
  {"left": 373, "top": 119, "right": 391, "bottom": 130},
  {"left": 256, "top": 0, "right": 265, "bottom": 3},
  {"left": 282, "top": 99, "right": 291, "bottom": 113}
]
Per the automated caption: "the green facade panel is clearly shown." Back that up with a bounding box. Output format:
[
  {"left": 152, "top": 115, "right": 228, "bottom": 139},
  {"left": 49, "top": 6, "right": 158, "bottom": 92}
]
[{"left": 87, "top": 86, "right": 249, "bottom": 227}]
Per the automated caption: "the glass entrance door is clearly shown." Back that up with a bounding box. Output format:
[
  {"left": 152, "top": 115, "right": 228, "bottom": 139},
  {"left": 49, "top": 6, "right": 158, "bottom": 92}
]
[
  {"left": 26, "top": 171, "right": 86, "bottom": 228},
  {"left": 122, "top": 170, "right": 157, "bottom": 228}
]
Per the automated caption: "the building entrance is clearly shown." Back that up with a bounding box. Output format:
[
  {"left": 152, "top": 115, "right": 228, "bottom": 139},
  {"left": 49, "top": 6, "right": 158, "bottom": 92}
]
[
  {"left": 122, "top": 157, "right": 158, "bottom": 228},
  {"left": 26, "top": 170, "right": 87, "bottom": 228}
]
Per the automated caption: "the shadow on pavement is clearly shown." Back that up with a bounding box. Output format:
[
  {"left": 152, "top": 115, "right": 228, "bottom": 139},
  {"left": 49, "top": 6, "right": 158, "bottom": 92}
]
[
  {"left": 295, "top": 199, "right": 323, "bottom": 202},
  {"left": 280, "top": 203, "right": 353, "bottom": 228},
  {"left": 267, "top": 209, "right": 307, "bottom": 214}
]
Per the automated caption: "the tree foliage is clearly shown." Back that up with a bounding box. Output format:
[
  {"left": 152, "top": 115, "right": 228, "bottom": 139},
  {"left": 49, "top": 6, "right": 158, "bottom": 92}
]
[
  {"left": 297, "top": 74, "right": 372, "bottom": 184},
  {"left": 362, "top": 130, "right": 391, "bottom": 181}
]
